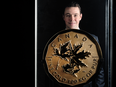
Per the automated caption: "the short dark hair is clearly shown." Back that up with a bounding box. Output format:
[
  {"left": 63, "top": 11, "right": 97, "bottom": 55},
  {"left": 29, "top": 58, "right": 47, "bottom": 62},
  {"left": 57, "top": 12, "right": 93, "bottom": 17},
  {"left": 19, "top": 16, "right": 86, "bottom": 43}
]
[{"left": 63, "top": 0, "right": 81, "bottom": 14}]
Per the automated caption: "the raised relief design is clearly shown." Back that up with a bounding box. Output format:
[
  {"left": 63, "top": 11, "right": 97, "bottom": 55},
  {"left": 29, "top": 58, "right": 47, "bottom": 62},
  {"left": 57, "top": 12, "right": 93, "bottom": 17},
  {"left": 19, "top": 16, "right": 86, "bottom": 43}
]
[
  {"left": 54, "top": 41, "right": 91, "bottom": 77},
  {"left": 43, "top": 30, "right": 101, "bottom": 86}
]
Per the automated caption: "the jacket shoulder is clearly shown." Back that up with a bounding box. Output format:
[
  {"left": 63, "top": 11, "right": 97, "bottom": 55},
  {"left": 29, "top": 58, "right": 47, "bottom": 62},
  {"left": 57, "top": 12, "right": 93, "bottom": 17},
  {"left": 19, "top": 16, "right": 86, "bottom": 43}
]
[{"left": 89, "top": 33, "right": 99, "bottom": 43}]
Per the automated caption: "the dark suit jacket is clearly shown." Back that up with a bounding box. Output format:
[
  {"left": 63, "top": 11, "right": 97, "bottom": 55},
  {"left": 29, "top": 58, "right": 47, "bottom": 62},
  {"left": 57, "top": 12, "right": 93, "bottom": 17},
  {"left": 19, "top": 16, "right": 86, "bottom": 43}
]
[{"left": 82, "top": 34, "right": 105, "bottom": 87}]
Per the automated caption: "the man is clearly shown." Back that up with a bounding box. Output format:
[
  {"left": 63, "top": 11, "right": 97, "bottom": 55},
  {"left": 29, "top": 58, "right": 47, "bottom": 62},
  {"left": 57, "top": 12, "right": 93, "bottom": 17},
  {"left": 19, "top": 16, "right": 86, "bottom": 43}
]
[
  {"left": 63, "top": 1, "right": 82, "bottom": 30},
  {"left": 62, "top": 1, "right": 105, "bottom": 87}
]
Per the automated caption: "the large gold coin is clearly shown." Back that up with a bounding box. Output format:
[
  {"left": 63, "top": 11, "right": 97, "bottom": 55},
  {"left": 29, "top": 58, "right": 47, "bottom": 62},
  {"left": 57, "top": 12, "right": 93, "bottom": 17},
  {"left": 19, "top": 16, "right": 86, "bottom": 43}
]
[{"left": 43, "top": 29, "right": 103, "bottom": 86}]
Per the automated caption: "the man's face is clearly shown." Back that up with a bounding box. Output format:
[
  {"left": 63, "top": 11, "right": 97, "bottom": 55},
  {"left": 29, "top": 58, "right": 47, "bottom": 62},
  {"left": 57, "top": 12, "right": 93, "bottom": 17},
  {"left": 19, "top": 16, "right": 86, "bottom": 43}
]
[{"left": 63, "top": 7, "right": 82, "bottom": 29}]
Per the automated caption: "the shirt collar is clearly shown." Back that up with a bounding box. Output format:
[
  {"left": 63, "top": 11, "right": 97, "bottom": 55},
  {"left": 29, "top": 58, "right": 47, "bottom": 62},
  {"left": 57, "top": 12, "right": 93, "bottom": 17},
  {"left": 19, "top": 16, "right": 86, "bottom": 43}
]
[{"left": 65, "top": 28, "right": 80, "bottom": 30}]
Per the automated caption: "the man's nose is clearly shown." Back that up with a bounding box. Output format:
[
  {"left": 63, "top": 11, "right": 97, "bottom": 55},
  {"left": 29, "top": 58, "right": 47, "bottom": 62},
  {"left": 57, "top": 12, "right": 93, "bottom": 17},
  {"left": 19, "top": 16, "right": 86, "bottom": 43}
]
[{"left": 70, "top": 16, "right": 75, "bottom": 21}]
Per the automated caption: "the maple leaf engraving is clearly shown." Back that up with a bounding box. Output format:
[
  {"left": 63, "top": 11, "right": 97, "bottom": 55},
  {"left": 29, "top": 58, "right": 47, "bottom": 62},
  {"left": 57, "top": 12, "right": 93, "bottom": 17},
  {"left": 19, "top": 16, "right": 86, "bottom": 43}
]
[
  {"left": 54, "top": 41, "right": 91, "bottom": 77},
  {"left": 54, "top": 41, "right": 71, "bottom": 59}
]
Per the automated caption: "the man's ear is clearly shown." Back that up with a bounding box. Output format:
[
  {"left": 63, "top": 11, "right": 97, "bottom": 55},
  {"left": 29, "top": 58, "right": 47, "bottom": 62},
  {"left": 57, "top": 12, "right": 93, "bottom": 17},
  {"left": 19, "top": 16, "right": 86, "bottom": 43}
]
[{"left": 80, "top": 13, "right": 82, "bottom": 20}]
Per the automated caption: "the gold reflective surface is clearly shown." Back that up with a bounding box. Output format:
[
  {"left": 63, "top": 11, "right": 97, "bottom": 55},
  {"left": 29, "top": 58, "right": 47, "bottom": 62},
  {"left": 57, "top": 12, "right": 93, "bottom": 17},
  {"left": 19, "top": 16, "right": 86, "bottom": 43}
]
[{"left": 44, "top": 30, "right": 100, "bottom": 86}]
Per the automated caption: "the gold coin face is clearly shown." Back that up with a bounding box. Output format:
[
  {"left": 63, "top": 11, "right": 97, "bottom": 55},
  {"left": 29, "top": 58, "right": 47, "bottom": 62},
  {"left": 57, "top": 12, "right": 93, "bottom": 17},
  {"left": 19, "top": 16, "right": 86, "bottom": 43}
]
[{"left": 43, "top": 29, "right": 102, "bottom": 86}]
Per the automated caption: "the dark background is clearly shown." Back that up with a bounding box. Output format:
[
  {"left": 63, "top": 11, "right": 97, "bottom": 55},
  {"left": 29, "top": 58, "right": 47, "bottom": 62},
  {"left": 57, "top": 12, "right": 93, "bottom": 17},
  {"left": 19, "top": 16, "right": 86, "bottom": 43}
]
[{"left": 17, "top": 0, "right": 115, "bottom": 87}]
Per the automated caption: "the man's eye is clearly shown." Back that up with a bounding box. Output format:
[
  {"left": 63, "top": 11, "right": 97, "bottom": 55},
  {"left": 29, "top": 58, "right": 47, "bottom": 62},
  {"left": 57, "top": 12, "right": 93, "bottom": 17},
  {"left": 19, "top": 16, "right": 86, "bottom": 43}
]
[
  {"left": 66, "top": 15, "right": 71, "bottom": 17},
  {"left": 74, "top": 15, "right": 77, "bottom": 17}
]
